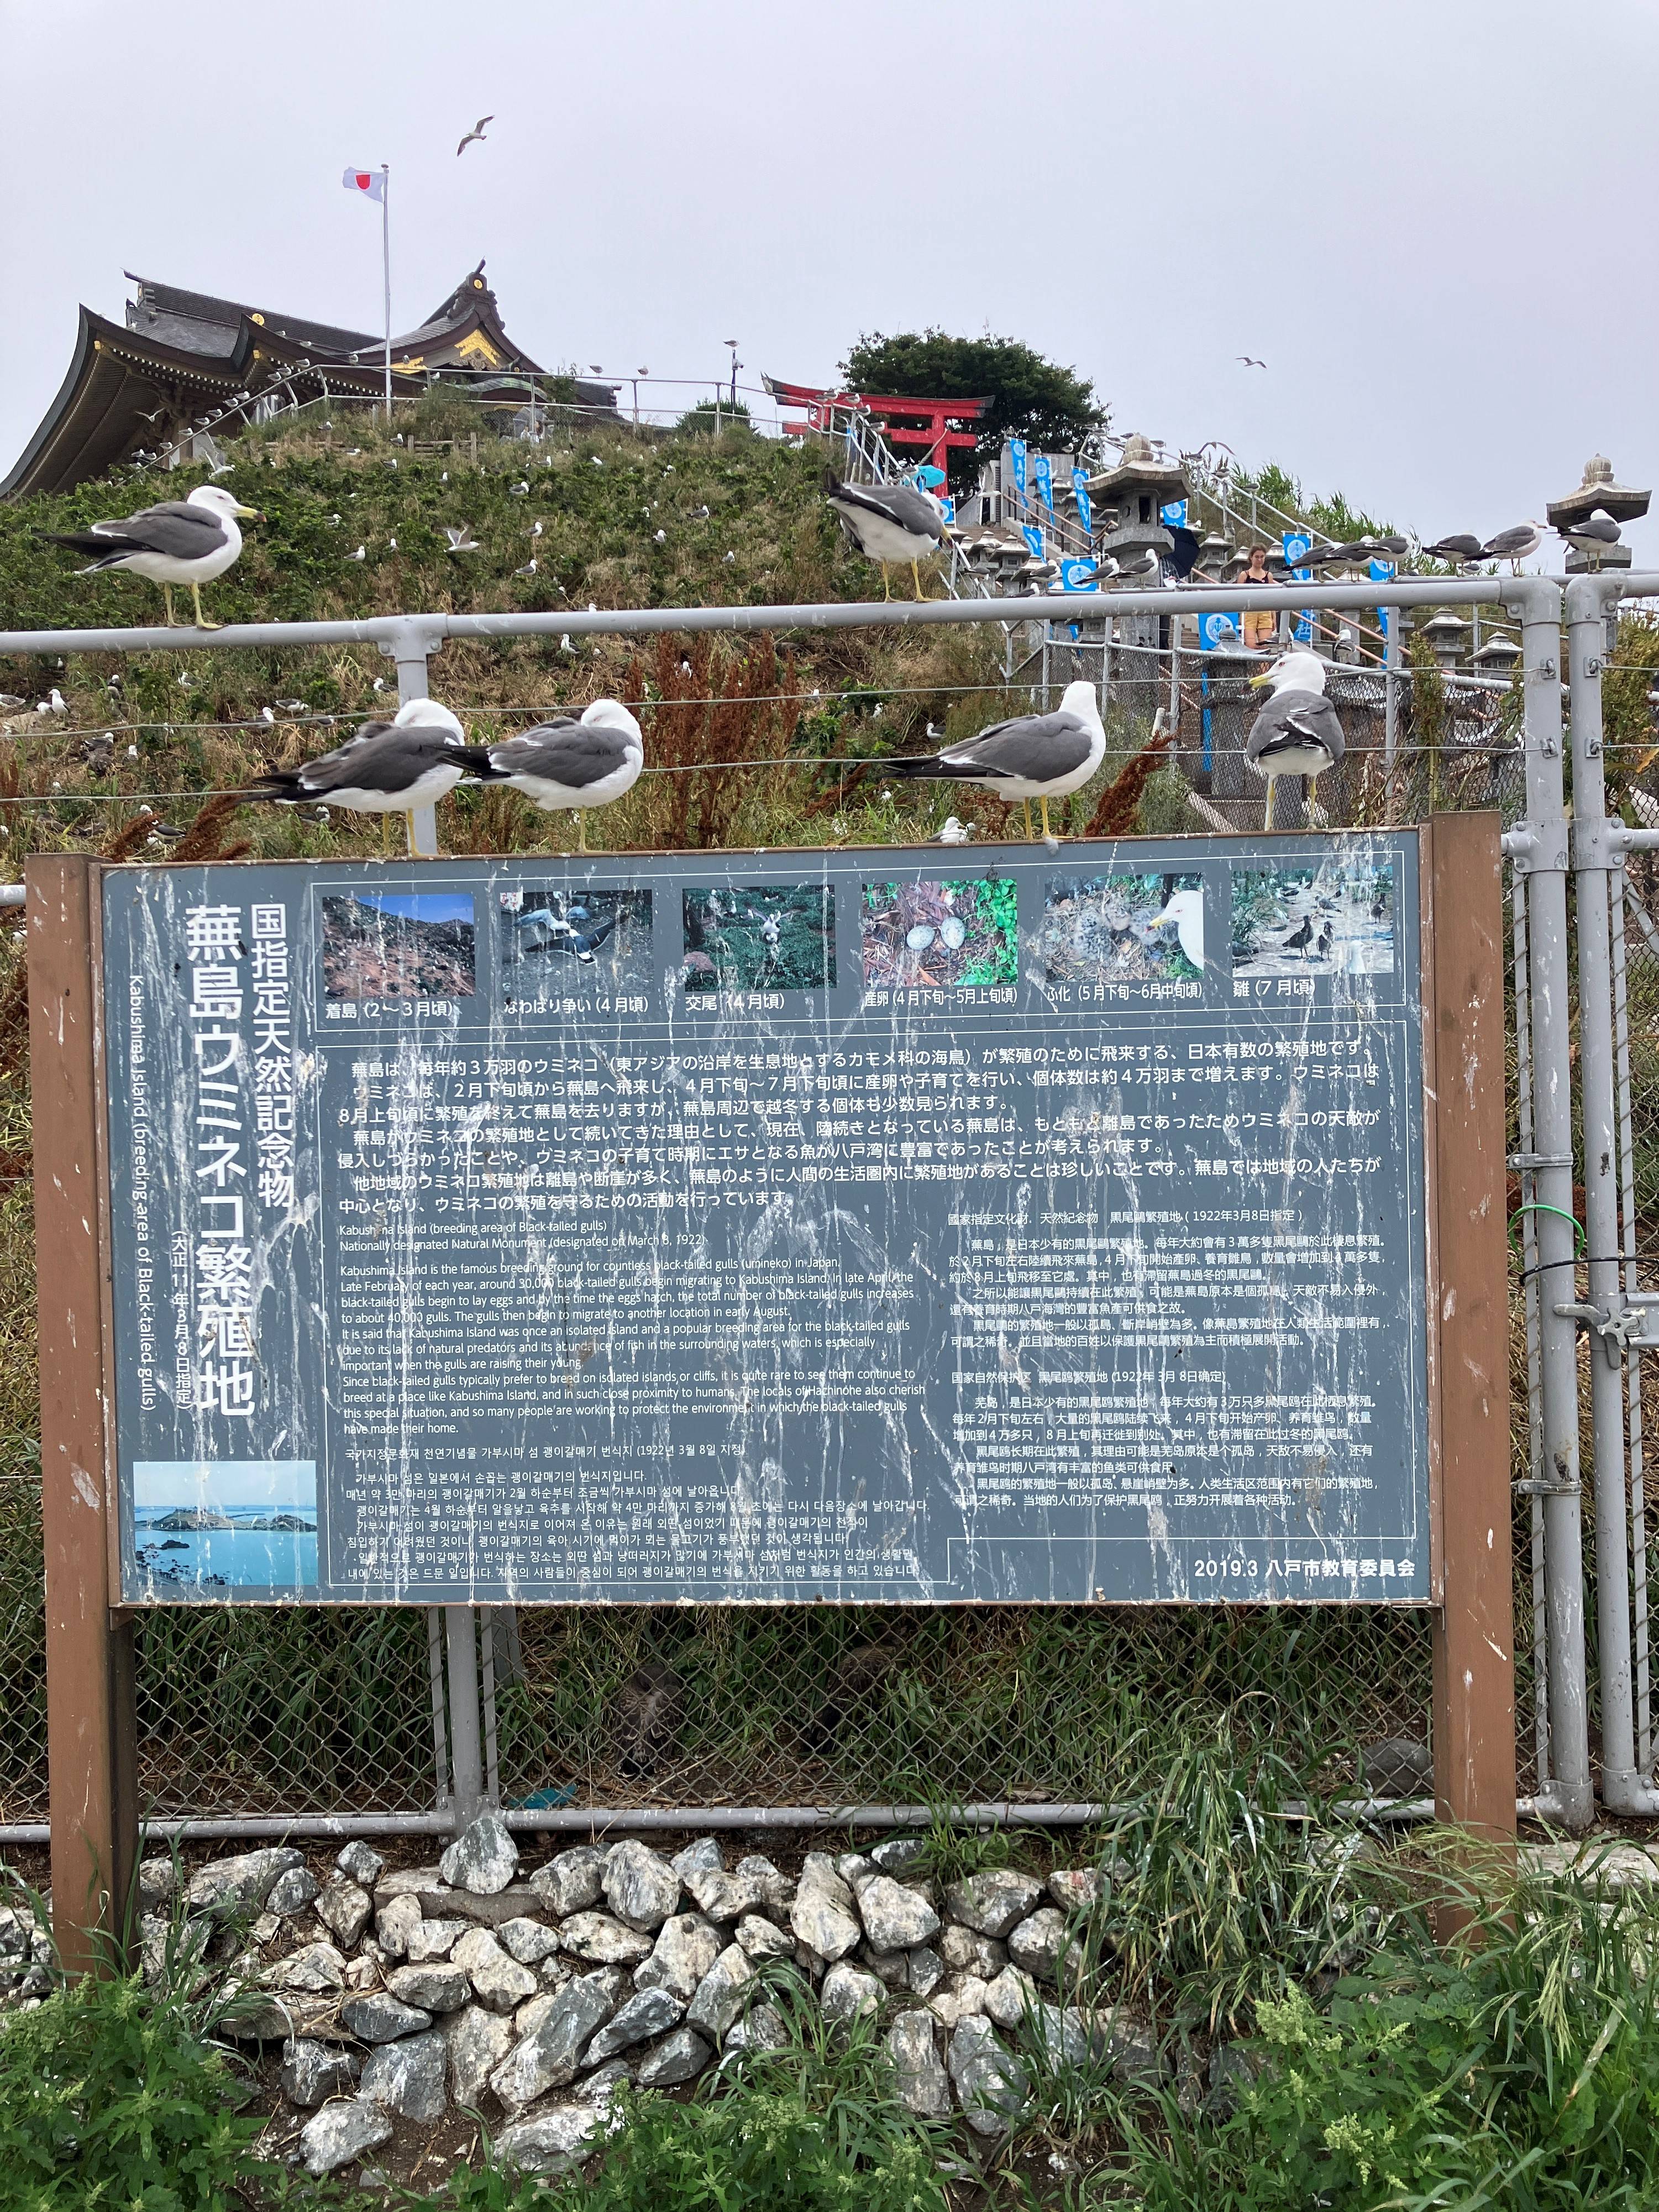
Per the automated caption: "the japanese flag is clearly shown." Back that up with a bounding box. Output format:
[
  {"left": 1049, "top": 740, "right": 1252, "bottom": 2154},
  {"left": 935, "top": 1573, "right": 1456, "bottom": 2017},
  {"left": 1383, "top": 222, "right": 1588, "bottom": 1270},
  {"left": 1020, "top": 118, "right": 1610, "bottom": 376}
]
[{"left": 342, "top": 167, "right": 385, "bottom": 201}]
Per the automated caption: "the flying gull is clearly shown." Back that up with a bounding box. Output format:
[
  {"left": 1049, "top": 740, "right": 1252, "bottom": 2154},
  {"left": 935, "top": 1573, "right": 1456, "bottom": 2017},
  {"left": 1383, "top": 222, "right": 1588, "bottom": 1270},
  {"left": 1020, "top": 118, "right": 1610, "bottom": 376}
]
[
  {"left": 824, "top": 473, "right": 945, "bottom": 600},
  {"left": 43, "top": 482, "right": 261, "bottom": 629},
  {"left": 1480, "top": 521, "right": 1546, "bottom": 570},
  {"left": 456, "top": 115, "right": 494, "bottom": 155},
  {"left": 1246, "top": 647, "right": 1346, "bottom": 829},
  {"left": 886, "top": 678, "right": 1106, "bottom": 841},
  {"left": 460, "top": 699, "right": 644, "bottom": 852},
  {"left": 247, "top": 698, "right": 474, "bottom": 850}
]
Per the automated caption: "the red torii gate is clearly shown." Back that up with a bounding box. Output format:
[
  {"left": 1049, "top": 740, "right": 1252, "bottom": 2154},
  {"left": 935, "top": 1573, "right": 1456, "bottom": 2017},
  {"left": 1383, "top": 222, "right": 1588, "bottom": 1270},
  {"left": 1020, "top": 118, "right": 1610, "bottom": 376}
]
[{"left": 764, "top": 377, "right": 989, "bottom": 476}]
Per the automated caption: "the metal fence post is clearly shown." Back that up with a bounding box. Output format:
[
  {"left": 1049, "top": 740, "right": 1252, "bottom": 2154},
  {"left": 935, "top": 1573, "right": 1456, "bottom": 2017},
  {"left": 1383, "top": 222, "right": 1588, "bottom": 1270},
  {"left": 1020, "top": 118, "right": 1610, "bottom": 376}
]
[
  {"left": 1566, "top": 573, "right": 1659, "bottom": 1813},
  {"left": 1509, "top": 575, "right": 1594, "bottom": 1827},
  {"left": 386, "top": 620, "right": 444, "bottom": 859}
]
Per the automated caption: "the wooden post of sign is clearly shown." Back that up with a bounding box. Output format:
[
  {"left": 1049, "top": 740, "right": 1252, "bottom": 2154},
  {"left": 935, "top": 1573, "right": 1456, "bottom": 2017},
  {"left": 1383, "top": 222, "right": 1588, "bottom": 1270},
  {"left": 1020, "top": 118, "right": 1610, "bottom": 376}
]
[
  {"left": 29, "top": 856, "right": 137, "bottom": 1974},
  {"left": 1424, "top": 814, "right": 1516, "bottom": 1863}
]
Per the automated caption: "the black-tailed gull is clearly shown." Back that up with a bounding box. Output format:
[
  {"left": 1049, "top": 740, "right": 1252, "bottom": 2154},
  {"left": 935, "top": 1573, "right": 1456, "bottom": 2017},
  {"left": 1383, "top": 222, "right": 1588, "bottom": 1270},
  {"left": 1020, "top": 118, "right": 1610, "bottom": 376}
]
[
  {"left": 1246, "top": 647, "right": 1346, "bottom": 828},
  {"left": 44, "top": 483, "right": 261, "bottom": 630},
  {"left": 887, "top": 678, "right": 1105, "bottom": 840},
  {"left": 461, "top": 700, "right": 644, "bottom": 852},
  {"left": 248, "top": 698, "right": 473, "bottom": 848},
  {"left": 1480, "top": 521, "right": 1546, "bottom": 570},
  {"left": 824, "top": 473, "right": 945, "bottom": 599}
]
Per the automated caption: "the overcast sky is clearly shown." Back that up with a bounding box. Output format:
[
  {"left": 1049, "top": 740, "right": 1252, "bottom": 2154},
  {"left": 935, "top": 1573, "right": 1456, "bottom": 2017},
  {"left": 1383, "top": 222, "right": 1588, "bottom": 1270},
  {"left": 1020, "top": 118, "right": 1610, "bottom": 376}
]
[{"left": 5, "top": 0, "right": 1657, "bottom": 562}]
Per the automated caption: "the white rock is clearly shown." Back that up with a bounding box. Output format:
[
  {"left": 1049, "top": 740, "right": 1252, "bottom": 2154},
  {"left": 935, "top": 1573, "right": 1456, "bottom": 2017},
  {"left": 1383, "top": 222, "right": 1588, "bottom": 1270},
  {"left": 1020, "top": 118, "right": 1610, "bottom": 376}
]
[
  {"left": 361, "top": 2027, "right": 447, "bottom": 2121},
  {"left": 683, "top": 1865, "right": 767, "bottom": 1922},
  {"left": 638, "top": 2026, "right": 712, "bottom": 2086},
  {"left": 685, "top": 1942, "right": 754, "bottom": 2040},
  {"left": 137, "top": 1856, "right": 177, "bottom": 1911},
  {"left": 907, "top": 1946, "right": 945, "bottom": 1996},
  {"left": 375, "top": 1895, "right": 422, "bottom": 1959},
  {"left": 836, "top": 1852, "right": 879, "bottom": 1890},
  {"left": 1007, "top": 1907, "right": 1071, "bottom": 1982},
  {"left": 267, "top": 1867, "right": 321, "bottom": 1917},
  {"left": 735, "top": 1914, "right": 795, "bottom": 1961},
  {"left": 559, "top": 1912, "right": 654, "bottom": 1966},
  {"left": 938, "top": 1925, "right": 1007, "bottom": 1977},
  {"left": 862, "top": 1948, "right": 911, "bottom": 1988},
  {"left": 335, "top": 1840, "right": 385, "bottom": 1888},
  {"left": 948, "top": 2015, "right": 1028, "bottom": 2137},
  {"left": 858, "top": 1875, "right": 940, "bottom": 1952},
  {"left": 1047, "top": 1868, "right": 1104, "bottom": 1914},
  {"left": 885, "top": 2010, "right": 949, "bottom": 2117},
  {"left": 374, "top": 1866, "right": 444, "bottom": 1899},
  {"left": 790, "top": 1856, "right": 861, "bottom": 1961},
  {"left": 870, "top": 1837, "right": 929, "bottom": 1876},
  {"left": 447, "top": 2003, "right": 514, "bottom": 2103},
  {"left": 1523, "top": 1841, "right": 1659, "bottom": 1889},
  {"left": 944, "top": 1870, "right": 1044, "bottom": 1938},
  {"left": 927, "top": 1974, "right": 989, "bottom": 2029},
  {"left": 387, "top": 1962, "right": 470, "bottom": 2013},
  {"left": 602, "top": 1839, "right": 682, "bottom": 1931},
  {"left": 723, "top": 2000, "right": 788, "bottom": 2053},
  {"left": 439, "top": 1813, "right": 519, "bottom": 1897},
  {"left": 820, "top": 1961, "right": 884, "bottom": 2022},
  {"left": 186, "top": 1847, "right": 305, "bottom": 1920},
  {"left": 263, "top": 1941, "right": 345, "bottom": 1994},
  {"left": 453, "top": 1925, "right": 538, "bottom": 2011},
  {"left": 280, "top": 2037, "right": 360, "bottom": 2106},
  {"left": 529, "top": 1845, "right": 607, "bottom": 1916},
  {"left": 634, "top": 1912, "right": 723, "bottom": 1999},
  {"left": 586, "top": 1984, "right": 686, "bottom": 2061},
  {"left": 670, "top": 1837, "right": 724, "bottom": 1880},
  {"left": 340, "top": 1990, "right": 434, "bottom": 2043},
  {"left": 496, "top": 2104, "right": 610, "bottom": 2176},
  {"left": 983, "top": 1964, "right": 1040, "bottom": 2028},
  {"left": 733, "top": 1854, "right": 794, "bottom": 1911},
  {"left": 314, "top": 1877, "right": 372, "bottom": 1951},
  {"left": 498, "top": 1917, "right": 563, "bottom": 1966},
  {"left": 297, "top": 2096, "right": 393, "bottom": 2176},
  {"left": 406, "top": 1916, "right": 470, "bottom": 1963},
  {"left": 575, "top": 2057, "right": 634, "bottom": 2104},
  {"left": 489, "top": 1969, "right": 624, "bottom": 2109},
  {"left": 249, "top": 1912, "right": 281, "bottom": 1947}
]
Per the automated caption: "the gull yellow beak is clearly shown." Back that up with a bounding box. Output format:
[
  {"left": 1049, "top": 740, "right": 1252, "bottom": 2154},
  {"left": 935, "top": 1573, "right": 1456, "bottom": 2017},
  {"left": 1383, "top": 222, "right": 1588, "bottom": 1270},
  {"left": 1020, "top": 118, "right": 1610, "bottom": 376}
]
[
  {"left": 233, "top": 504, "right": 264, "bottom": 521},
  {"left": 1248, "top": 666, "right": 1277, "bottom": 689}
]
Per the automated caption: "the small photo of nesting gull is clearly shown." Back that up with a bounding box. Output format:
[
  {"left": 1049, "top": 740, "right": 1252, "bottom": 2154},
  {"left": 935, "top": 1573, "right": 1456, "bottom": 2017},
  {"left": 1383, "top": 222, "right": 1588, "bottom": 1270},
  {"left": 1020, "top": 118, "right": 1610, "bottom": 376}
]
[
  {"left": 681, "top": 884, "right": 836, "bottom": 994},
  {"left": 497, "top": 885, "right": 652, "bottom": 997},
  {"left": 1230, "top": 859, "right": 1394, "bottom": 979},
  {"left": 1037, "top": 874, "right": 1204, "bottom": 984}
]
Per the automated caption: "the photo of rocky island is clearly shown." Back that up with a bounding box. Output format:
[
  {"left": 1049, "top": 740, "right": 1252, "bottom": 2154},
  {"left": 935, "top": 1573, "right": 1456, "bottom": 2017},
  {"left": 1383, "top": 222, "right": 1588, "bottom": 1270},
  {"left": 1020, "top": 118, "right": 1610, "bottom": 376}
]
[
  {"left": 129, "top": 1460, "right": 318, "bottom": 1595},
  {"left": 320, "top": 889, "right": 476, "bottom": 999}
]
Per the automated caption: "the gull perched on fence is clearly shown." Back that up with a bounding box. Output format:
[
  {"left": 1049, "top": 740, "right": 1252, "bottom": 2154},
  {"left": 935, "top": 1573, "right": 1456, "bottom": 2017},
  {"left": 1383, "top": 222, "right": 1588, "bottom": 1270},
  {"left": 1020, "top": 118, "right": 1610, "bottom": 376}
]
[
  {"left": 43, "top": 483, "right": 262, "bottom": 630},
  {"left": 460, "top": 700, "right": 645, "bottom": 852},
  {"left": 248, "top": 699, "right": 475, "bottom": 851},
  {"left": 885, "top": 679, "right": 1106, "bottom": 841},
  {"left": 823, "top": 472, "right": 946, "bottom": 600},
  {"left": 1246, "top": 648, "right": 1346, "bottom": 829}
]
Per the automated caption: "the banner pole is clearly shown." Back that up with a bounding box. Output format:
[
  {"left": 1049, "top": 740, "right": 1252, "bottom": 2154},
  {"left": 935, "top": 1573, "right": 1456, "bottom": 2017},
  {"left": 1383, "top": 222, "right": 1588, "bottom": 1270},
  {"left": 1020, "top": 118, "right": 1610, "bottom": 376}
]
[{"left": 381, "top": 166, "right": 392, "bottom": 423}]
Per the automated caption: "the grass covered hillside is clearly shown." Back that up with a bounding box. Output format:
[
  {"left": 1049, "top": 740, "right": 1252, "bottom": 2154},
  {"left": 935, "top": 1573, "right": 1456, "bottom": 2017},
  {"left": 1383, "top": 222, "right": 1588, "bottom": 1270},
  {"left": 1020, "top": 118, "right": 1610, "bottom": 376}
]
[{"left": 0, "top": 397, "right": 1164, "bottom": 874}]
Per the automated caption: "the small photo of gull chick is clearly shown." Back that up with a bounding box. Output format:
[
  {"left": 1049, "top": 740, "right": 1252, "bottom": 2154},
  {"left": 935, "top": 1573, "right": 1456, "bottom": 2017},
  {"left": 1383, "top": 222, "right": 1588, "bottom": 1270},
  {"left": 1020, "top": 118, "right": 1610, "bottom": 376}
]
[
  {"left": 1037, "top": 873, "right": 1204, "bottom": 983},
  {"left": 1230, "top": 858, "right": 1394, "bottom": 978}
]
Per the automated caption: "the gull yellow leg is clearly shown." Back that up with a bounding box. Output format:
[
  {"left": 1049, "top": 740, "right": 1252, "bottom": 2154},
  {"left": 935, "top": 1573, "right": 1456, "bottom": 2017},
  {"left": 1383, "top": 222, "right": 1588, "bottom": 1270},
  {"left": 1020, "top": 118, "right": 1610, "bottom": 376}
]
[
  {"left": 1264, "top": 775, "right": 1278, "bottom": 831},
  {"left": 1039, "top": 795, "right": 1054, "bottom": 841},
  {"left": 911, "top": 558, "right": 923, "bottom": 600},
  {"left": 881, "top": 564, "right": 892, "bottom": 601},
  {"left": 191, "top": 581, "right": 222, "bottom": 631},
  {"left": 577, "top": 810, "right": 588, "bottom": 855},
  {"left": 161, "top": 583, "right": 178, "bottom": 626}
]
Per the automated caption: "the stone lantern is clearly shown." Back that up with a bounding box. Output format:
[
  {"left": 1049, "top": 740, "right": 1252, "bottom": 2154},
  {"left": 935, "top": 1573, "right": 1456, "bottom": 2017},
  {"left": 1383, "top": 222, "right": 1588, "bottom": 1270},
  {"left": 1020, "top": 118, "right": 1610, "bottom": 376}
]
[
  {"left": 1086, "top": 434, "right": 1190, "bottom": 574},
  {"left": 1547, "top": 453, "right": 1651, "bottom": 573},
  {"left": 1421, "top": 611, "right": 1471, "bottom": 670},
  {"left": 1472, "top": 631, "right": 1522, "bottom": 678}
]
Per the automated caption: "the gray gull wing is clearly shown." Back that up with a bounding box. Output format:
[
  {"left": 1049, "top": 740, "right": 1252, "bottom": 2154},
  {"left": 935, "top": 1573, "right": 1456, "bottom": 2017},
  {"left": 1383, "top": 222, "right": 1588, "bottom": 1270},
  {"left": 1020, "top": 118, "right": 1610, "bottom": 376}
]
[
  {"left": 249, "top": 728, "right": 466, "bottom": 801},
  {"left": 894, "top": 710, "right": 1095, "bottom": 783},
  {"left": 44, "top": 500, "right": 233, "bottom": 565},
  {"left": 825, "top": 478, "right": 944, "bottom": 544},
  {"left": 484, "top": 724, "right": 634, "bottom": 790},
  {"left": 1245, "top": 690, "right": 1346, "bottom": 771}
]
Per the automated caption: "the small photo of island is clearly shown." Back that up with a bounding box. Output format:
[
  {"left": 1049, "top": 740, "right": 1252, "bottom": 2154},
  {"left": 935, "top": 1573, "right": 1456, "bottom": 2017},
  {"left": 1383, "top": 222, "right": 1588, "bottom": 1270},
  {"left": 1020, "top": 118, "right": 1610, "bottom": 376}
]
[
  {"left": 130, "top": 1459, "right": 318, "bottom": 1593},
  {"left": 321, "top": 889, "right": 476, "bottom": 999}
]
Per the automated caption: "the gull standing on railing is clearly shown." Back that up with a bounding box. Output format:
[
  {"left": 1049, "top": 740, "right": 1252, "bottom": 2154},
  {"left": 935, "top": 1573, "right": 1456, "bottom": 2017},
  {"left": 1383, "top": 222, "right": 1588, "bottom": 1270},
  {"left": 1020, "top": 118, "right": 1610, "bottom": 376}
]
[
  {"left": 1246, "top": 648, "right": 1346, "bottom": 830},
  {"left": 43, "top": 483, "right": 262, "bottom": 630},
  {"left": 247, "top": 699, "right": 475, "bottom": 851},
  {"left": 460, "top": 700, "right": 645, "bottom": 853},
  {"left": 885, "top": 679, "right": 1106, "bottom": 842},
  {"left": 824, "top": 472, "right": 946, "bottom": 600}
]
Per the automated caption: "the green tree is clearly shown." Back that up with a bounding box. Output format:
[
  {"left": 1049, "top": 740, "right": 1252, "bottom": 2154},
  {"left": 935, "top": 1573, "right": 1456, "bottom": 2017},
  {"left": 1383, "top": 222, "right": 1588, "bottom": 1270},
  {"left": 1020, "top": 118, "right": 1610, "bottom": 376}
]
[{"left": 839, "top": 329, "right": 1103, "bottom": 470}]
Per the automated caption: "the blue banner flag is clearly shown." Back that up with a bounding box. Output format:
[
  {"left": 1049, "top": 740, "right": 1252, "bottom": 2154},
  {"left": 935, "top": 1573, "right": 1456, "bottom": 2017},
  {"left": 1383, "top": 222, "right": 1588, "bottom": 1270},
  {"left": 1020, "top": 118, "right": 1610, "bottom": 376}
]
[
  {"left": 1021, "top": 523, "right": 1044, "bottom": 559},
  {"left": 1059, "top": 558, "right": 1099, "bottom": 592},
  {"left": 1283, "top": 532, "right": 1314, "bottom": 645},
  {"left": 1032, "top": 453, "right": 1055, "bottom": 513},
  {"left": 1072, "top": 467, "right": 1093, "bottom": 537},
  {"left": 1371, "top": 558, "right": 1396, "bottom": 641},
  {"left": 937, "top": 495, "right": 956, "bottom": 526},
  {"left": 1198, "top": 611, "right": 1243, "bottom": 651},
  {"left": 1009, "top": 438, "right": 1028, "bottom": 502},
  {"left": 1161, "top": 498, "right": 1189, "bottom": 528}
]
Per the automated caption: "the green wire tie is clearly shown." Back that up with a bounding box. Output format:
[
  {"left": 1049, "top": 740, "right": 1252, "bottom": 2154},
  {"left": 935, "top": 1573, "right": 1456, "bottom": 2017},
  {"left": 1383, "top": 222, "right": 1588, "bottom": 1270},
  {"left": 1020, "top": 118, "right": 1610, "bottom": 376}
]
[{"left": 1508, "top": 1202, "right": 1586, "bottom": 1255}]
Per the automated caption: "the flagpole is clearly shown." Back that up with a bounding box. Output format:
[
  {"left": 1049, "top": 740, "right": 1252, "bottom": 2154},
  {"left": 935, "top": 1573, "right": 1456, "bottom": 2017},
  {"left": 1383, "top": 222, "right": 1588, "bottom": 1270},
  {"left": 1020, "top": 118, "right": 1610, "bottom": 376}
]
[{"left": 380, "top": 165, "right": 392, "bottom": 423}]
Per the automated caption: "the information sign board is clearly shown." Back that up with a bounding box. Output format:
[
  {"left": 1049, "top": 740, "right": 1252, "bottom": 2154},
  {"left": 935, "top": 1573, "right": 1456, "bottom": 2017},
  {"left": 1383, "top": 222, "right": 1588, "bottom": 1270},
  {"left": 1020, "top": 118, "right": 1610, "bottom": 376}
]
[{"left": 100, "top": 834, "right": 1431, "bottom": 1608}]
